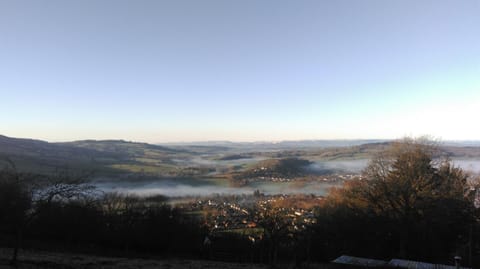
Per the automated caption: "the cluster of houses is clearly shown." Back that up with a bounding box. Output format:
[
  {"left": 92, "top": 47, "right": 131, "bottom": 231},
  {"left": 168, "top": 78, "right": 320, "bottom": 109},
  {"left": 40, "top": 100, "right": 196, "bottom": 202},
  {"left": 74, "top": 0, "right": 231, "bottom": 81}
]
[
  {"left": 185, "top": 197, "right": 257, "bottom": 231},
  {"left": 183, "top": 194, "right": 318, "bottom": 239},
  {"left": 237, "top": 172, "right": 365, "bottom": 185}
]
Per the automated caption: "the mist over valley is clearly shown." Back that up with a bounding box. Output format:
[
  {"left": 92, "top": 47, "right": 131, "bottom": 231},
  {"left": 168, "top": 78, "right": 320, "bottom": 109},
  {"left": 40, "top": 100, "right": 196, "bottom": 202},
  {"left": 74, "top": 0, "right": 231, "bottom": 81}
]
[{"left": 2, "top": 135, "right": 480, "bottom": 199}]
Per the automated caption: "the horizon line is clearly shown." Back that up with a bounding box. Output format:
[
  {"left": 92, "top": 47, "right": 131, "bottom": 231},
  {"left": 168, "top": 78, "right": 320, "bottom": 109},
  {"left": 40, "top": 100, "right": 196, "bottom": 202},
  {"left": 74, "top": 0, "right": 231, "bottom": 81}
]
[{"left": 3, "top": 134, "right": 480, "bottom": 145}]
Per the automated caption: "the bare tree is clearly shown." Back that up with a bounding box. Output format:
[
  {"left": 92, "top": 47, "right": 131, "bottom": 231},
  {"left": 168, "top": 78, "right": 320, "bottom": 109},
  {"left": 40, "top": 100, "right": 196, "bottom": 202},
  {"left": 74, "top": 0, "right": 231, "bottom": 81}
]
[
  {"left": 326, "top": 137, "right": 475, "bottom": 258},
  {"left": 255, "top": 204, "right": 291, "bottom": 267},
  {"left": 0, "top": 160, "right": 98, "bottom": 266},
  {"left": 32, "top": 169, "right": 98, "bottom": 205},
  {"left": 0, "top": 159, "right": 32, "bottom": 265}
]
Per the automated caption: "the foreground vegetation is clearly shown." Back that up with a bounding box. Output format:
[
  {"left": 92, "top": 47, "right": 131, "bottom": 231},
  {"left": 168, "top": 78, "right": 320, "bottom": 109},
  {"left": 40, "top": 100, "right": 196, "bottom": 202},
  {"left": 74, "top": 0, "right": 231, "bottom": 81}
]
[
  {"left": 314, "top": 138, "right": 480, "bottom": 265},
  {"left": 1, "top": 138, "right": 479, "bottom": 268},
  {"left": 0, "top": 247, "right": 269, "bottom": 269}
]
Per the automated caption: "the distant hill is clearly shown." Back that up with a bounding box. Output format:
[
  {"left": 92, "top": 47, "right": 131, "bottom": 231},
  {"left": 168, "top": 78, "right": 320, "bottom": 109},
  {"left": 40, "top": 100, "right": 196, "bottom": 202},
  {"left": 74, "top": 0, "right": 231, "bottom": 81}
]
[
  {"left": 297, "top": 142, "right": 480, "bottom": 161},
  {"left": 443, "top": 140, "right": 480, "bottom": 147},
  {"left": 0, "top": 135, "right": 181, "bottom": 176},
  {"left": 61, "top": 139, "right": 179, "bottom": 158},
  {"left": 0, "top": 135, "right": 101, "bottom": 158},
  {"left": 236, "top": 158, "right": 313, "bottom": 179},
  {"left": 161, "top": 139, "right": 390, "bottom": 152},
  {"left": 1, "top": 135, "right": 479, "bottom": 178},
  {"left": 303, "top": 142, "right": 392, "bottom": 160},
  {"left": 163, "top": 139, "right": 480, "bottom": 157},
  {"left": 0, "top": 135, "right": 119, "bottom": 174},
  {"left": 440, "top": 145, "right": 480, "bottom": 159}
]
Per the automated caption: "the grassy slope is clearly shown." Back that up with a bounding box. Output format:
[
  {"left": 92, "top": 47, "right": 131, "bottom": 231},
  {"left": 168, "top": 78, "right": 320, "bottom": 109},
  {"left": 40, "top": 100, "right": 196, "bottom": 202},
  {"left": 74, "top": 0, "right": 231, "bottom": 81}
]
[
  {"left": 0, "top": 136, "right": 184, "bottom": 176},
  {"left": 0, "top": 248, "right": 268, "bottom": 269}
]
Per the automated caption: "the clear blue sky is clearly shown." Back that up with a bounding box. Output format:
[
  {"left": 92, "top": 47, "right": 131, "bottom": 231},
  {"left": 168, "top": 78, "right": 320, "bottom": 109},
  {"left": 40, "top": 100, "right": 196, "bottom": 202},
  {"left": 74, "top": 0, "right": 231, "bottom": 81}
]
[{"left": 1, "top": 0, "right": 479, "bottom": 142}]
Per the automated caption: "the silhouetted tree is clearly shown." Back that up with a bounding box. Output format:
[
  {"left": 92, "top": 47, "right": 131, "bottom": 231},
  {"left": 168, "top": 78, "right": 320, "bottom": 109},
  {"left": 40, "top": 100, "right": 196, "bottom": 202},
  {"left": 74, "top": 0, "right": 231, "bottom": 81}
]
[
  {"left": 0, "top": 160, "right": 31, "bottom": 265},
  {"left": 314, "top": 137, "right": 478, "bottom": 264},
  {"left": 0, "top": 162, "right": 97, "bottom": 265},
  {"left": 255, "top": 204, "right": 291, "bottom": 267}
]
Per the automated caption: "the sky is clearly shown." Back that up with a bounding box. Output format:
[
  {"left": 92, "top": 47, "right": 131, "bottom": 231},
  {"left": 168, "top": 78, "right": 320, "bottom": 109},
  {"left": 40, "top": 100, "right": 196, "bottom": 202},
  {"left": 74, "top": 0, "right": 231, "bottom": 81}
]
[{"left": 0, "top": 0, "right": 479, "bottom": 143}]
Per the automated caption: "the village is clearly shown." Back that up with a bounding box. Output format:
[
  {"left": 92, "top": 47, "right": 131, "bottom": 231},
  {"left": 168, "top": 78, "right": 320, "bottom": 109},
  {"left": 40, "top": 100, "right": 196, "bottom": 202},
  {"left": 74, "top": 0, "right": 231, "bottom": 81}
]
[
  {"left": 176, "top": 192, "right": 323, "bottom": 243},
  {"left": 236, "top": 172, "right": 364, "bottom": 184}
]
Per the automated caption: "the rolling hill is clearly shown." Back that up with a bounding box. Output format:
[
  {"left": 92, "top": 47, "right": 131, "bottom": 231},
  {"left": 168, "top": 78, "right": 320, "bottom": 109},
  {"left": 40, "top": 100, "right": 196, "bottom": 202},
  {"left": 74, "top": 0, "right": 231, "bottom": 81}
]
[
  {"left": 0, "top": 135, "right": 182, "bottom": 176},
  {"left": 1, "top": 135, "right": 479, "bottom": 178}
]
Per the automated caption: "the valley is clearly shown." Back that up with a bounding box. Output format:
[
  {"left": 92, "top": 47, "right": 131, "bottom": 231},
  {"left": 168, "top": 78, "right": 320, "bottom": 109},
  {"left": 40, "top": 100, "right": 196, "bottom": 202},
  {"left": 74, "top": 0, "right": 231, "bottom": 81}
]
[{"left": 1, "top": 135, "right": 480, "bottom": 198}]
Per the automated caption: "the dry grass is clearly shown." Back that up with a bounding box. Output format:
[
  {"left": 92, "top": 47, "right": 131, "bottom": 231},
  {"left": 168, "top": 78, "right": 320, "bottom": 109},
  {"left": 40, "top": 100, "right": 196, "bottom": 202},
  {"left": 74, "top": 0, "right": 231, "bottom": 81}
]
[{"left": 0, "top": 248, "right": 267, "bottom": 269}]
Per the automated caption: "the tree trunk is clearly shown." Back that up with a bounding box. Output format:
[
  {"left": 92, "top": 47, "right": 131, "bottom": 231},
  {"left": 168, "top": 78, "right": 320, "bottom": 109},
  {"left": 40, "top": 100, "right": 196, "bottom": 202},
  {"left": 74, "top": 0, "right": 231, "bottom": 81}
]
[
  {"left": 11, "top": 227, "right": 22, "bottom": 266},
  {"left": 399, "top": 221, "right": 409, "bottom": 258},
  {"left": 273, "top": 245, "right": 278, "bottom": 268}
]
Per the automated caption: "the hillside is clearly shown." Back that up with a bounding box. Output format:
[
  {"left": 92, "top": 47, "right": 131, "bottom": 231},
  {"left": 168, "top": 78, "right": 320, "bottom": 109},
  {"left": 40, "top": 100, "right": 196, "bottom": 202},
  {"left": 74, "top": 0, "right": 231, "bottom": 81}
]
[
  {"left": 300, "top": 142, "right": 480, "bottom": 161},
  {"left": 0, "top": 135, "right": 183, "bottom": 176},
  {"left": 0, "top": 135, "right": 121, "bottom": 174},
  {"left": 62, "top": 139, "right": 179, "bottom": 157},
  {"left": 235, "top": 158, "right": 313, "bottom": 180},
  {"left": 1, "top": 135, "right": 480, "bottom": 178},
  {"left": 0, "top": 248, "right": 268, "bottom": 269}
]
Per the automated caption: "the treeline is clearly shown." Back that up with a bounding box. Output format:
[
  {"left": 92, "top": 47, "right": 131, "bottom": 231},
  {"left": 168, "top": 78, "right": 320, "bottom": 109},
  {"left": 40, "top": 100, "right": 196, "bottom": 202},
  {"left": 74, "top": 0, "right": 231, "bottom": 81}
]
[
  {"left": 28, "top": 195, "right": 205, "bottom": 257},
  {"left": 1, "top": 138, "right": 480, "bottom": 268},
  {"left": 0, "top": 168, "right": 206, "bottom": 265}
]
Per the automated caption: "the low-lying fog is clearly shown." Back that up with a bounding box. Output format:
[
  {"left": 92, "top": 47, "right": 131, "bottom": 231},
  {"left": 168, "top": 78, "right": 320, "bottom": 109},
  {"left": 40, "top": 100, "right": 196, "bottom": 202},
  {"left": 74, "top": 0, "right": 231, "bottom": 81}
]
[
  {"left": 306, "top": 159, "right": 370, "bottom": 174},
  {"left": 95, "top": 179, "right": 340, "bottom": 197},
  {"left": 306, "top": 159, "right": 480, "bottom": 175},
  {"left": 94, "top": 159, "right": 480, "bottom": 198},
  {"left": 451, "top": 159, "right": 480, "bottom": 174}
]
